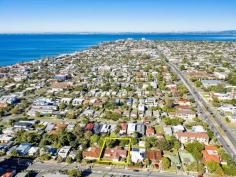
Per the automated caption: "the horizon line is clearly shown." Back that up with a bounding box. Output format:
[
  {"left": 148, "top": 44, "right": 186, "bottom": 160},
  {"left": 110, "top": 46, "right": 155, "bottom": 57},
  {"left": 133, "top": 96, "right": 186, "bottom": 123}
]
[{"left": 0, "top": 30, "right": 236, "bottom": 35}]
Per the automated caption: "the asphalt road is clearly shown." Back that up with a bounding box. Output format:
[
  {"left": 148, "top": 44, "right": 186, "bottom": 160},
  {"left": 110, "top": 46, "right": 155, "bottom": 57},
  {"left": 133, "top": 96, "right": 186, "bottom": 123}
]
[
  {"left": 165, "top": 60, "right": 236, "bottom": 162},
  {"left": 27, "top": 162, "right": 191, "bottom": 177}
]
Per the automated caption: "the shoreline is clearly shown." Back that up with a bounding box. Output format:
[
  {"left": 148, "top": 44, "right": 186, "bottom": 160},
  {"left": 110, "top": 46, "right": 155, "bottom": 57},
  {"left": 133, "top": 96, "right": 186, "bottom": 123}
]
[{"left": 1, "top": 35, "right": 236, "bottom": 67}]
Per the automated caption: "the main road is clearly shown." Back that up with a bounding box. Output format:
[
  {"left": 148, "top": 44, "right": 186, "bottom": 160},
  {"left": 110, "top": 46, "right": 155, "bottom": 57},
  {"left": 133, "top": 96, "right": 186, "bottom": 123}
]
[
  {"left": 165, "top": 60, "right": 236, "bottom": 162},
  {"left": 27, "top": 162, "right": 191, "bottom": 177}
]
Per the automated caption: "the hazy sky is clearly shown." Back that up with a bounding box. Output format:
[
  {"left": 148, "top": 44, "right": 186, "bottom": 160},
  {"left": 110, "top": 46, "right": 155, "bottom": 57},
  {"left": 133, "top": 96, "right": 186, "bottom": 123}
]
[{"left": 0, "top": 0, "right": 236, "bottom": 33}]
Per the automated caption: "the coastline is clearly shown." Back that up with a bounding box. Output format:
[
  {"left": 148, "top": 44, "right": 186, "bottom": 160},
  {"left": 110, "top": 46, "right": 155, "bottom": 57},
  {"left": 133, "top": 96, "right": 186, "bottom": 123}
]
[{"left": 1, "top": 33, "right": 236, "bottom": 67}]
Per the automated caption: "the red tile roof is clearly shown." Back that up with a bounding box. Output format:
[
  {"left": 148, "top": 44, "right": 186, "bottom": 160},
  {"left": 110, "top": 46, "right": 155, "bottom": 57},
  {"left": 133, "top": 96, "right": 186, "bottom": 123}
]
[
  {"left": 0, "top": 103, "right": 8, "bottom": 108},
  {"left": 175, "top": 105, "right": 192, "bottom": 110},
  {"left": 51, "top": 82, "right": 72, "bottom": 89},
  {"left": 176, "top": 132, "right": 209, "bottom": 138},
  {"left": 1, "top": 171, "right": 15, "bottom": 177},
  {"left": 103, "top": 146, "right": 127, "bottom": 161},
  {"left": 82, "top": 147, "right": 100, "bottom": 159},
  {"left": 202, "top": 145, "right": 220, "bottom": 163},
  {"left": 120, "top": 122, "right": 127, "bottom": 130},
  {"left": 146, "top": 127, "right": 155, "bottom": 136},
  {"left": 146, "top": 150, "right": 162, "bottom": 161},
  {"left": 85, "top": 123, "right": 94, "bottom": 130}
]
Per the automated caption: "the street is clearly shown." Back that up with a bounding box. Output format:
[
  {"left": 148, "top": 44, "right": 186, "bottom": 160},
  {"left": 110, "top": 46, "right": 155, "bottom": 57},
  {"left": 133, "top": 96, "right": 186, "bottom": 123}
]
[
  {"left": 165, "top": 60, "right": 236, "bottom": 162},
  {"left": 27, "top": 161, "right": 191, "bottom": 177}
]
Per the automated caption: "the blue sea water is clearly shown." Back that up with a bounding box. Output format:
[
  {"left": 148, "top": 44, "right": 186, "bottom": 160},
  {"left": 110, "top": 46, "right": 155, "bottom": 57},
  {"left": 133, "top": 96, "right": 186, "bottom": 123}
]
[{"left": 0, "top": 33, "right": 236, "bottom": 66}]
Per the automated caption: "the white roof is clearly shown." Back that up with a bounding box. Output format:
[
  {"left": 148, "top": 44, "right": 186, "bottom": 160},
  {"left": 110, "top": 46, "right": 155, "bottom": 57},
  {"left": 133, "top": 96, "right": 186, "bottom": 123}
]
[
  {"left": 127, "top": 123, "right": 136, "bottom": 133},
  {"left": 28, "top": 146, "right": 39, "bottom": 154},
  {"left": 58, "top": 146, "right": 71, "bottom": 158},
  {"left": 0, "top": 134, "right": 13, "bottom": 141}
]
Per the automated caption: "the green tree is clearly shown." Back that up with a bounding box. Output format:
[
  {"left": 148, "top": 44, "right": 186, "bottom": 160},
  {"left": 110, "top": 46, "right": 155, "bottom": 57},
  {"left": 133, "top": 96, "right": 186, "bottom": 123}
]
[
  {"left": 66, "top": 156, "right": 72, "bottom": 164},
  {"left": 222, "top": 164, "right": 236, "bottom": 176},
  {"left": 76, "top": 150, "right": 83, "bottom": 162},
  {"left": 68, "top": 169, "right": 82, "bottom": 177},
  {"left": 40, "top": 154, "right": 51, "bottom": 161},
  {"left": 185, "top": 142, "right": 204, "bottom": 161},
  {"left": 156, "top": 140, "right": 172, "bottom": 151},
  {"left": 59, "top": 102, "right": 66, "bottom": 110},
  {"left": 57, "top": 156, "right": 63, "bottom": 163},
  {"left": 212, "top": 97, "right": 220, "bottom": 107},
  {"left": 197, "top": 162, "right": 205, "bottom": 174},
  {"left": 11, "top": 105, "right": 20, "bottom": 115},
  {"left": 90, "top": 134, "right": 99, "bottom": 146},
  {"left": 0, "top": 109, "right": 4, "bottom": 117},
  {"left": 186, "top": 162, "right": 198, "bottom": 172},
  {"left": 162, "top": 157, "right": 171, "bottom": 170},
  {"left": 227, "top": 72, "right": 236, "bottom": 86},
  {"left": 218, "top": 149, "right": 236, "bottom": 176},
  {"left": 15, "top": 131, "right": 41, "bottom": 144},
  {"left": 206, "top": 161, "right": 223, "bottom": 175},
  {"left": 173, "top": 140, "right": 181, "bottom": 150},
  {"left": 195, "top": 80, "right": 202, "bottom": 87},
  {"left": 10, "top": 149, "right": 18, "bottom": 157},
  {"left": 119, "top": 140, "right": 130, "bottom": 148},
  {"left": 207, "top": 129, "right": 214, "bottom": 139},
  {"left": 35, "top": 111, "right": 41, "bottom": 117},
  {"left": 163, "top": 117, "right": 185, "bottom": 126},
  {"left": 66, "top": 110, "right": 76, "bottom": 119},
  {"left": 180, "top": 65, "right": 185, "bottom": 71},
  {"left": 177, "top": 84, "right": 188, "bottom": 96}
]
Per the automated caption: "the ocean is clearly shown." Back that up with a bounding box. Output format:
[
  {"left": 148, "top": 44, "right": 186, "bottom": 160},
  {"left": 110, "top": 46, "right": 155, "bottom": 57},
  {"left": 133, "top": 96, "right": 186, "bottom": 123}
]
[{"left": 0, "top": 33, "right": 236, "bottom": 66}]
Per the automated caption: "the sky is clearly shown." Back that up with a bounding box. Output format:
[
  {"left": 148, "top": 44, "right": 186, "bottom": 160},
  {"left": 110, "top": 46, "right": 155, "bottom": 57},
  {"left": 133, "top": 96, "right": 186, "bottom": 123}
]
[{"left": 0, "top": 0, "right": 236, "bottom": 33}]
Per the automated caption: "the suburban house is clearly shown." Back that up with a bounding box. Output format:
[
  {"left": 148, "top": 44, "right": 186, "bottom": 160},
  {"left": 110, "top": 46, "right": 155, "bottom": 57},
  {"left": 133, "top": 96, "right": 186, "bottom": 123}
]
[
  {"left": 146, "top": 150, "right": 162, "bottom": 163},
  {"left": 214, "top": 72, "right": 228, "bottom": 80},
  {"left": 127, "top": 123, "right": 136, "bottom": 135},
  {"left": 58, "top": 146, "right": 71, "bottom": 159},
  {"left": 131, "top": 148, "right": 145, "bottom": 163},
  {"left": 82, "top": 147, "right": 100, "bottom": 160},
  {"left": 201, "top": 80, "right": 222, "bottom": 88},
  {"left": 72, "top": 98, "right": 84, "bottom": 106},
  {"left": 40, "top": 145, "right": 58, "bottom": 157},
  {"left": 51, "top": 82, "right": 73, "bottom": 92},
  {"left": 0, "top": 94, "right": 19, "bottom": 105},
  {"left": 146, "top": 127, "right": 155, "bottom": 136},
  {"left": 54, "top": 73, "right": 70, "bottom": 81},
  {"left": 176, "top": 99, "right": 191, "bottom": 106},
  {"left": 192, "top": 125, "right": 206, "bottom": 133},
  {"left": 218, "top": 104, "right": 236, "bottom": 114},
  {"left": 175, "top": 132, "right": 209, "bottom": 144},
  {"left": 16, "top": 143, "right": 32, "bottom": 156},
  {"left": 172, "top": 125, "right": 185, "bottom": 133},
  {"left": 202, "top": 145, "right": 220, "bottom": 163},
  {"left": 119, "top": 122, "right": 127, "bottom": 135},
  {"left": 27, "top": 98, "right": 58, "bottom": 116},
  {"left": 13, "top": 121, "right": 34, "bottom": 131},
  {"left": 164, "top": 127, "right": 173, "bottom": 136},
  {"left": 0, "top": 134, "right": 13, "bottom": 144},
  {"left": 136, "top": 123, "right": 146, "bottom": 136},
  {"left": 28, "top": 146, "right": 39, "bottom": 156},
  {"left": 85, "top": 122, "right": 94, "bottom": 132},
  {"left": 0, "top": 170, "right": 16, "bottom": 177},
  {"left": 103, "top": 146, "right": 127, "bottom": 162},
  {"left": 210, "top": 92, "right": 235, "bottom": 101},
  {"left": 48, "top": 123, "right": 67, "bottom": 135},
  {"left": 169, "top": 110, "right": 196, "bottom": 120}
]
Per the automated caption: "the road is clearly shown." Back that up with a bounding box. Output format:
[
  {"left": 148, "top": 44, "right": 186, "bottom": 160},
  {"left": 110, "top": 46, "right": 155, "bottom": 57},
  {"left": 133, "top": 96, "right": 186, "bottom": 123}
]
[
  {"left": 27, "top": 162, "right": 191, "bottom": 177},
  {"left": 165, "top": 60, "right": 236, "bottom": 162}
]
